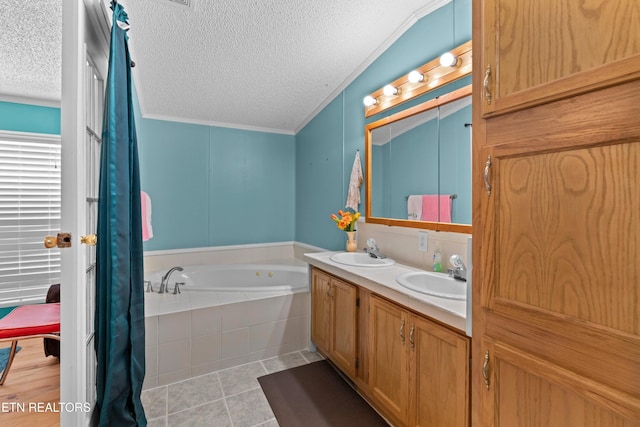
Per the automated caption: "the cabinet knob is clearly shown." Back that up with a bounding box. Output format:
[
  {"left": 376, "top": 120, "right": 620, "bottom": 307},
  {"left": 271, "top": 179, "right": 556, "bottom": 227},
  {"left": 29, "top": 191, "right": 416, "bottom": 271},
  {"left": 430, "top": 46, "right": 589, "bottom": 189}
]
[
  {"left": 484, "top": 155, "right": 492, "bottom": 196},
  {"left": 400, "top": 319, "right": 406, "bottom": 344},
  {"left": 482, "top": 350, "right": 491, "bottom": 390},
  {"left": 484, "top": 64, "right": 493, "bottom": 105},
  {"left": 409, "top": 324, "right": 415, "bottom": 350}
]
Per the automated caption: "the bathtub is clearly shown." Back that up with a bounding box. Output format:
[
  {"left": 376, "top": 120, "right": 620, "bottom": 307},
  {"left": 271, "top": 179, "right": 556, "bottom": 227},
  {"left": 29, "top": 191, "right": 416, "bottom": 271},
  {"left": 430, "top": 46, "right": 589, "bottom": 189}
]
[
  {"left": 146, "top": 263, "right": 308, "bottom": 293},
  {"left": 143, "top": 262, "right": 311, "bottom": 388}
]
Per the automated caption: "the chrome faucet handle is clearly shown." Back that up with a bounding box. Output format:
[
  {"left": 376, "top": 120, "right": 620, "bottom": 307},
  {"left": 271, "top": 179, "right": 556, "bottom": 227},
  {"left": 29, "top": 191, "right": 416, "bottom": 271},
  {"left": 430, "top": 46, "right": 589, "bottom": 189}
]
[
  {"left": 449, "top": 254, "right": 467, "bottom": 281},
  {"left": 366, "top": 238, "right": 378, "bottom": 250},
  {"left": 449, "top": 254, "right": 465, "bottom": 268},
  {"left": 173, "top": 282, "right": 184, "bottom": 295},
  {"left": 145, "top": 280, "right": 153, "bottom": 293}
]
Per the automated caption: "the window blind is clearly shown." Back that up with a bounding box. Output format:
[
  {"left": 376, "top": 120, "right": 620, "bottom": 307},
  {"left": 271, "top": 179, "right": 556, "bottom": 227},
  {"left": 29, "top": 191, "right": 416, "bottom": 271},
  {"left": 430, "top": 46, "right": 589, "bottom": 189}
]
[{"left": 0, "top": 132, "right": 61, "bottom": 307}]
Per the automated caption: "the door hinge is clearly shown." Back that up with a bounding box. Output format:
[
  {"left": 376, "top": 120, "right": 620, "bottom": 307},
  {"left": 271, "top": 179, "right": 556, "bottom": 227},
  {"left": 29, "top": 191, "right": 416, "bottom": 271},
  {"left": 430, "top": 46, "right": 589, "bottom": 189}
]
[
  {"left": 356, "top": 297, "right": 360, "bottom": 307},
  {"left": 355, "top": 357, "right": 359, "bottom": 369}
]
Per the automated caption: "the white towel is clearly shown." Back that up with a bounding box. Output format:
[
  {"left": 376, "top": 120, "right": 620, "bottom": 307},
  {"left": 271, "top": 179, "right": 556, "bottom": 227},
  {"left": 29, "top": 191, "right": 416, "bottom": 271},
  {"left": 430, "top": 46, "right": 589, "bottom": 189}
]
[
  {"left": 407, "top": 195, "right": 422, "bottom": 220},
  {"left": 345, "top": 151, "right": 363, "bottom": 211}
]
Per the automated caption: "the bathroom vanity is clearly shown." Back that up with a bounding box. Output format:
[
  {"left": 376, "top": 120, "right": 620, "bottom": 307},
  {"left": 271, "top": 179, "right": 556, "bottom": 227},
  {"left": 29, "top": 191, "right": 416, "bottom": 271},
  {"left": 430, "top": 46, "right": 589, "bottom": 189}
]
[{"left": 305, "top": 252, "right": 470, "bottom": 427}]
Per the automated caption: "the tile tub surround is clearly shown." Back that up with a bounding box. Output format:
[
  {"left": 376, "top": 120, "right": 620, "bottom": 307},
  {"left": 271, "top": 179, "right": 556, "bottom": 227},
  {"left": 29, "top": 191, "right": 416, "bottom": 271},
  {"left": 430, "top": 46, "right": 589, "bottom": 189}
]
[
  {"left": 143, "top": 243, "right": 304, "bottom": 277},
  {"left": 144, "top": 291, "right": 310, "bottom": 389},
  {"left": 142, "top": 350, "right": 324, "bottom": 427}
]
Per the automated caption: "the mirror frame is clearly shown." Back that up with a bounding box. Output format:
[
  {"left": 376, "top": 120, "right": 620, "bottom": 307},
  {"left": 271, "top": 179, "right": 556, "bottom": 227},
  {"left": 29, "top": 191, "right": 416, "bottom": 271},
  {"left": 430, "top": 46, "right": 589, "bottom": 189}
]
[{"left": 365, "top": 84, "right": 472, "bottom": 234}]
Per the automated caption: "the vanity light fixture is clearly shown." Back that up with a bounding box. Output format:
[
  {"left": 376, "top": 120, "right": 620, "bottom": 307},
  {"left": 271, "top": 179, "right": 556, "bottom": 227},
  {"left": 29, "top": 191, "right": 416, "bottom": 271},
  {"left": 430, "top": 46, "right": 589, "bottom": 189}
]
[
  {"left": 363, "top": 40, "right": 471, "bottom": 117},
  {"left": 439, "top": 52, "right": 460, "bottom": 68},
  {"left": 408, "top": 70, "right": 425, "bottom": 83},
  {"left": 363, "top": 95, "right": 378, "bottom": 107},
  {"left": 383, "top": 84, "right": 399, "bottom": 96}
]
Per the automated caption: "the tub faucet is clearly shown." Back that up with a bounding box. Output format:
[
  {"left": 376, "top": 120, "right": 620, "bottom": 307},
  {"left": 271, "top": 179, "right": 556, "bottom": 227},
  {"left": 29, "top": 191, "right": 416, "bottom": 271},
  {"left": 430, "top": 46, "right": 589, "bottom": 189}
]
[
  {"left": 159, "top": 266, "right": 183, "bottom": 294},
  {"left": 448, "top": 255, "right": 467, "bottom": 282},
  {"left": 364, "top": 238, "right": 387, "bottom": 259}
]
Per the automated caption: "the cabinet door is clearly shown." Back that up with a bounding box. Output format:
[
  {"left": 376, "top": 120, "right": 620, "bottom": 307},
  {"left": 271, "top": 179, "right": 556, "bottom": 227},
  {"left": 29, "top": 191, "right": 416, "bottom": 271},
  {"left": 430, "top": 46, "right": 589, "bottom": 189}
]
[
  {"left": 479, "top": 0, "right": 640, "bottom": 117},
  {"left": 369, "top": 296, "right": 409, "bottom": 426},
  {"left": 473, "top": 82, "right": 640, "bottom": 424},
  {"left": 330, "top": 278, "right": 357, "bottom": 378},
  {"left": 409, "top": 315, "right": 469, "bottom": 427},
  {"left": 310, "top": 269, "right": 332, "bottom": 353},
  {"left": 482, "top": 338, "right": 640, "bottom": 427}
]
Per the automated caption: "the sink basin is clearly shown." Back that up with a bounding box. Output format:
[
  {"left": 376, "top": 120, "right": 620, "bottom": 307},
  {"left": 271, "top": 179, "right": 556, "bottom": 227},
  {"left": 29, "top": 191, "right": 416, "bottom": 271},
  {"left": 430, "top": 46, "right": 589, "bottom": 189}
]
[
  {"left": 329, "top": 252, "right": 396, "bottom": 267},
  {"left": 396, "top": 271, "right": 466, "bottom": 300}
]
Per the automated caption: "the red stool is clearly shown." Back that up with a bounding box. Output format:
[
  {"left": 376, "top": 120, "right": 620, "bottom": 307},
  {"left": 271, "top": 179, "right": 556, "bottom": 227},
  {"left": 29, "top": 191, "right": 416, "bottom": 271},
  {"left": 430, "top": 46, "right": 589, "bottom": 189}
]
[{"left": 0, "top": 303, "right": 60, "bottom": 385}]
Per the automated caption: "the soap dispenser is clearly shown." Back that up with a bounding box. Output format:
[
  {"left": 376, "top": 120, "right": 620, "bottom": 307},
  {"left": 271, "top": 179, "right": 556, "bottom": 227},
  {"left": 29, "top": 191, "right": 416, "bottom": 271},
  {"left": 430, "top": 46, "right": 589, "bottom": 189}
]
[{"left": 432, "top": 243, "right": 443, "bottom": 272}]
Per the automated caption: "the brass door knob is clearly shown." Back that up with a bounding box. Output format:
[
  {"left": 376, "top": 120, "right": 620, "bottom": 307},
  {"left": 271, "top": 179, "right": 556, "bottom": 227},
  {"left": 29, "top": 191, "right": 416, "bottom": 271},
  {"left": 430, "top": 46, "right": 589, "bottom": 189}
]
[
  {"left": 44, "top": 232, "right": 73, "bottom": 248},
  {"left": 81, "top": 234, "right": 97, "bottom": 246},
  {"left": 44, "top": 236, "right": 57, "bottom": 249}
]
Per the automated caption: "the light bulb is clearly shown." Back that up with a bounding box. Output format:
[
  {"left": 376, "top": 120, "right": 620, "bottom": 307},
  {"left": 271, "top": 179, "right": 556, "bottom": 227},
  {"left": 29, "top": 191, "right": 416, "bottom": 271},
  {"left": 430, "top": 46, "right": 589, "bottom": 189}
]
[
  {"left": 383, "top": 84, "right": 398, "bottom": 96},
  {"left": 363, "top": 95, "right": 377, "bottom": 107},
  {"left": 408, "top": 70, "right": 425, "bottom": 83},
  {"left": 439, "top": 52, "right": 459, "bottom": 67}
]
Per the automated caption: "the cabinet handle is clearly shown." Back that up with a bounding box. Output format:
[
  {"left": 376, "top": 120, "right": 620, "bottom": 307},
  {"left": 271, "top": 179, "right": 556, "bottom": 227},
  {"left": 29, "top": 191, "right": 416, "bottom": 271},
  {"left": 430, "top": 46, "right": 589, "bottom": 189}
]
[
  {"left": 484, "top": 155, "right": 492, "bottom": 196},
  {"left": 484, "top": 64, "right": 492, "bottom": 105},
  {"left": 400, "top": 319, "right": 405, "bottom": 344},
  {"left": 409, "top": 324, "right": 415, "bottom": 350},
  {"left": 482, "top": 350, "right": 490, "bottom": 390}
]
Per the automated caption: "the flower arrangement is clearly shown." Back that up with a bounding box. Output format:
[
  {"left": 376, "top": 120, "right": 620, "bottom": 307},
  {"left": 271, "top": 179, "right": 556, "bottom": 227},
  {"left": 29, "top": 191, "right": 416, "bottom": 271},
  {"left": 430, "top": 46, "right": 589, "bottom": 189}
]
[{"left": 330, "top": 209, "right": 361, "bottom": 232}]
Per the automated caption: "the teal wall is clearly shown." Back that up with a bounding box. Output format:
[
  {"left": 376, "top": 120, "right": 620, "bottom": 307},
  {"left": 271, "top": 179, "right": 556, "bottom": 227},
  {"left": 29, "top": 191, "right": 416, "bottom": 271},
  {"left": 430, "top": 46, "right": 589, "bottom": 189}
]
[
  {"left": 296, "top": 0, "right": 472, "bottom": 249},
  {"left": 0, "top": 101, "right": 60, "bottom": 134},
  {"left": 134, "top": 94, "right": 296, "bottom": 251},
  {"left": 439, "top": 104, "right": 472, "bottom": 224},
  {"left": 295, "top": 95, "right": 345, "bottom": 249}
]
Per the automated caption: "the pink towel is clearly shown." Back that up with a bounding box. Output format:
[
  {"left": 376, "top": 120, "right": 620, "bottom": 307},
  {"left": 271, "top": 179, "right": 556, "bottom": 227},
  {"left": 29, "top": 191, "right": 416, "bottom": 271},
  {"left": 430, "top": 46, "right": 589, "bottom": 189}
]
[
  {"left": 141, "top": 191, "right": 153, "bottom": 241},
  {"left": 421, "top": 195, "right": 452, "bottom": 222}
]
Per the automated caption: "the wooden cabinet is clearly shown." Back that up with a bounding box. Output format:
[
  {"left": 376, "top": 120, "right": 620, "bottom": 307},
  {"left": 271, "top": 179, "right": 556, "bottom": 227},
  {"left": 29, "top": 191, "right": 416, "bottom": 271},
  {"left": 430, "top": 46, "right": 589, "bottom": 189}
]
[
  {"left": 473, "top": 0, "right": 640, "bottom": 425},
  {"left": 310, "top": 268, "right": 357, "bottom": 378},
  {"left": 311, "top": 268, "right": 332, "bottom": 351},
  {"left": 369, "top": 295, "right": 470, "bottom": 427},
  {"left": 368, "top": 296, "right": 409, "bottom": 425},
  {"left": 479, "top": 0, "right": 640, "bottom": 117},
  {"left": 409, "top": 314, "right": 469, "bottom": 427}
]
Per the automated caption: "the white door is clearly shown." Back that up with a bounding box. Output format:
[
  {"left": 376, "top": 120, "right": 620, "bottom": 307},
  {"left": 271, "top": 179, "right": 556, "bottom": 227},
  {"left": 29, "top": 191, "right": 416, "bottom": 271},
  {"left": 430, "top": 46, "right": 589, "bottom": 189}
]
[{"left": 60, "top": 1, "right": 110, "bottom": 425}]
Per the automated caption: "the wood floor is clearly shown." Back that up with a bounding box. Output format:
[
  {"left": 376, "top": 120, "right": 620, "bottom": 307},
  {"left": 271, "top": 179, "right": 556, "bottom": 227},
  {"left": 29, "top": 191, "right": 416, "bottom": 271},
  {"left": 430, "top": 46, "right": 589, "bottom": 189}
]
[{"left": 0, "top": 338, "right": 60, "bottom": 426}]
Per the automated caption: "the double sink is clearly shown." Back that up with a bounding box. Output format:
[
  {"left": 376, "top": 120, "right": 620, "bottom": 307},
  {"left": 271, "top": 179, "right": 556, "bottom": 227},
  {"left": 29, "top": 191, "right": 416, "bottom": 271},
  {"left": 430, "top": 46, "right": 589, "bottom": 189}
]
[{"left": 329, "top": 252, "right": 466, "bottom": 300}]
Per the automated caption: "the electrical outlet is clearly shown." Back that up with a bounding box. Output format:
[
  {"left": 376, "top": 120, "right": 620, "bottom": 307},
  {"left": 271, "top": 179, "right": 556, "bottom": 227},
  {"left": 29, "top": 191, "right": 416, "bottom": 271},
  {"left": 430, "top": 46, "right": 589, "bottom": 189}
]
[{"left": 418, "top": 231, "right": 428, "bottom": 252}]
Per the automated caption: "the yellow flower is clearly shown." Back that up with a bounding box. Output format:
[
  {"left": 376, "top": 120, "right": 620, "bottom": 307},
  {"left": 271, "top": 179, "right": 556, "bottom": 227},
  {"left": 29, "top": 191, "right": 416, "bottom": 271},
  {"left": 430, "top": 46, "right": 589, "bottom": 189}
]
[{"left": 330, "top": 208, "right": 360, "bottom": 232}]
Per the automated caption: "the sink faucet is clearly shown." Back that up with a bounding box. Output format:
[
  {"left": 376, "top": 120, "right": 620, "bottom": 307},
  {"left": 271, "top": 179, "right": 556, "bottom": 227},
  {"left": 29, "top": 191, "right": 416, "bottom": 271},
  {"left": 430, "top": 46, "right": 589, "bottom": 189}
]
[
  {"left": 448, "top": 255, "right": 467, "bottom": 282},
  {"left": 364, "top": 238, "right": 387, "bottom": 259},
  {"left": 159, "top": 266, "right": 184, "bottom": 294}
]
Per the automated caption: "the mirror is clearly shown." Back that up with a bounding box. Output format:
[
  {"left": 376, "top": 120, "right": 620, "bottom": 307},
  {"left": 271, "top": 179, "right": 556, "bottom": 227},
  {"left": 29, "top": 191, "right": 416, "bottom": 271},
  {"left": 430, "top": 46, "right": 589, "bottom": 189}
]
[{"left": 365, "top": 85, "right": 472, "bottom": 233}]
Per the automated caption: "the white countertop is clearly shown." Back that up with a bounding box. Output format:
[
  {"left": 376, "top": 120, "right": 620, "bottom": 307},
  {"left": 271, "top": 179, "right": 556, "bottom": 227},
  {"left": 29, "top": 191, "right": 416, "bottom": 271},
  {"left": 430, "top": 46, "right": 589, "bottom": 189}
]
[{"left": 304, "top": 251, "right": 470, "bottom": 336}]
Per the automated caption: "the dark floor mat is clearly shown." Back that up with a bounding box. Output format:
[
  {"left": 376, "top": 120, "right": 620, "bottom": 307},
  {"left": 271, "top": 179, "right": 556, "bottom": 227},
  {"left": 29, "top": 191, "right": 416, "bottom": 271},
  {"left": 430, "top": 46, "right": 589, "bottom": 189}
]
[{"left": 258, "top": 360, "right": 389, "bottom": 427}]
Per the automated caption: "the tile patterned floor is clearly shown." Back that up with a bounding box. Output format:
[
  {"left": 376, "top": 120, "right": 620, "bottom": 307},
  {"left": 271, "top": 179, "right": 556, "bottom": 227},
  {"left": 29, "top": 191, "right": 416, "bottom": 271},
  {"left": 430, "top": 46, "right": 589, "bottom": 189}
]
[{"left": 142, "top": 349, "right": 324, "bottom": 427}]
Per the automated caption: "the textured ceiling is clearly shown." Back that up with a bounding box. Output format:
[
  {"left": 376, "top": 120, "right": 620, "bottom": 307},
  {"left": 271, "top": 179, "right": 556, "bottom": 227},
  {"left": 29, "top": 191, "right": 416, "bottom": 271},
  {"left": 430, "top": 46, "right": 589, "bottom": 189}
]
[
  {"left": 0, "top": 0, "right": 62, "bottom": 105},
  {"left": 0, "top": 0, "right": 447, "bottom": 133}
]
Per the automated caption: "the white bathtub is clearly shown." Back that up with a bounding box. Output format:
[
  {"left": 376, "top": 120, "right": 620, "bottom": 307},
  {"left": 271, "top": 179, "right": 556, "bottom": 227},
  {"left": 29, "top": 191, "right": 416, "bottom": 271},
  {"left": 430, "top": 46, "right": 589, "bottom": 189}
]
[
  {"left": 153, "top": 263, "right": 308, "bottom": 293},
  {"left": 143, "top": 261, "right": 311, "bottom": 388},
  {"left": 144, "top": 263, "right": 309, "bottom": 317}
]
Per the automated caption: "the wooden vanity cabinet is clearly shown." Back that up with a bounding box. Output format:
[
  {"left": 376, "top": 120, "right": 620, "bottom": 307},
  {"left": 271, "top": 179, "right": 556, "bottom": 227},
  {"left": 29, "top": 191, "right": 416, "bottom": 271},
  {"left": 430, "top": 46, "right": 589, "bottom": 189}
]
[
  {"left": 368, "top": 296, "right": 409, "bottom": 425},
  {"left": 369, "top": 295, "right": 470, "bottom": 427},
  {"left": 473, "top": 0, "right": 640, "bottom": 425},
  {"left": 479, "top": 0, "right": 640, "bottom": 118},
  {"left": 311, "top": 268, "right": 357, "bottom": 378}
]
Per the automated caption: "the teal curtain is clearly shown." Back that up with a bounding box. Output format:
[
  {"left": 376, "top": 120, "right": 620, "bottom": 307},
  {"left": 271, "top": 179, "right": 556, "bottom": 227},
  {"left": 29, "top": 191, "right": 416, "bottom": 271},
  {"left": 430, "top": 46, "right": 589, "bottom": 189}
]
[{"left": 94, "top": 2, "right": 146, "bottom": 426}]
